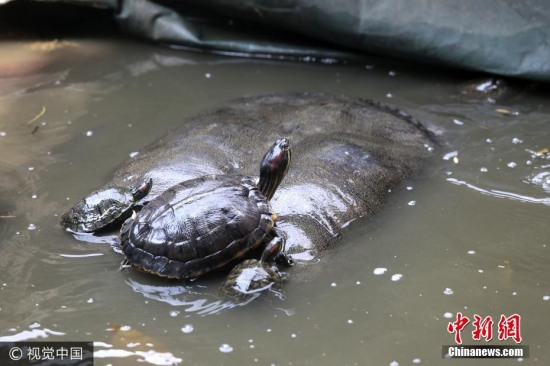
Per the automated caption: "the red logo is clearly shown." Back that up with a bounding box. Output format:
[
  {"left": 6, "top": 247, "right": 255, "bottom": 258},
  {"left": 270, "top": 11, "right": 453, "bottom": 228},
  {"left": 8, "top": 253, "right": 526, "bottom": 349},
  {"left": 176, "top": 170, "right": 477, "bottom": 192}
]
[
  {"left": 447, "top": 312, "right": 470, "bottom": 344},
  {"left": 498, "top": 314, "right": 522, "bottom": 343},
  {"left": 472, "top": 315, "right": 493, "bottom": 342},
  {"left": 447, "top": 313, "right": 522, "bottom": 344}
]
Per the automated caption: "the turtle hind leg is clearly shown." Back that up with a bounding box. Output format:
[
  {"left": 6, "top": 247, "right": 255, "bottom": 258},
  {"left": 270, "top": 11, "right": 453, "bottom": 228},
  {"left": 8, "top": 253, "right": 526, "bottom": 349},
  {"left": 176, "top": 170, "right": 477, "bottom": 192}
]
[{"left": 261, "top": 227, "right": 294, "bottom": 267}]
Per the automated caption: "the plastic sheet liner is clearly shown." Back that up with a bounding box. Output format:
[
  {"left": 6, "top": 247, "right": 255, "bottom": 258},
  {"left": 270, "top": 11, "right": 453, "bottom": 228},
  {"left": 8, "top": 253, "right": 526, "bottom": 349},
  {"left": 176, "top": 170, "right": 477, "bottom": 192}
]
[{"left": 3, "top": 0, "right": 550, "bottom": 81}]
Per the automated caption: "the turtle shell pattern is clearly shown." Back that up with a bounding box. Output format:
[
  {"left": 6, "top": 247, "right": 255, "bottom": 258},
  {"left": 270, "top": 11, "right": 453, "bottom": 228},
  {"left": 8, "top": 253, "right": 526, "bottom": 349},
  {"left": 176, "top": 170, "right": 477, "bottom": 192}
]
[
  {"left": 61, "top": 187, "right": 136, "bottom": 232},
  {"left": 120, "top": 175, "right": 275, "bottom": 279}
]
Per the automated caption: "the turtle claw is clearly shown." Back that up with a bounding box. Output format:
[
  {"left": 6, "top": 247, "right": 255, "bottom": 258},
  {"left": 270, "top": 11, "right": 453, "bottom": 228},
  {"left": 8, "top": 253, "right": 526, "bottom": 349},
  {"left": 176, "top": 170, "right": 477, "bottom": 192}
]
[{"left": 119, "top": 258, "right": 132, "bottom": 271}]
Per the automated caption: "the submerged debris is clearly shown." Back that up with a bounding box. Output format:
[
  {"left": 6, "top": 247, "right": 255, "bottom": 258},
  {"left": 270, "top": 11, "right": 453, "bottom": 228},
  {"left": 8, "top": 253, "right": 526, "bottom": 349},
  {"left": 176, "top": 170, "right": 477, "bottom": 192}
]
[
  {"left": 495, "top": 108, "right": 519, "bottom": 116},
  {"left": 27, "top": 106, "right": 46, "bottom": 125}
]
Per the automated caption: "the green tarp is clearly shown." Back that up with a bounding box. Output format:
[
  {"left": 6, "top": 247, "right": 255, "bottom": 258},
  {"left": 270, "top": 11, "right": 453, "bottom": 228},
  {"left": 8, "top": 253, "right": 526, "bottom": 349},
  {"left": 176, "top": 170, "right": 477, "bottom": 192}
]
[{"left": 3, "top": 0, "right": 550, "bottom": 81}]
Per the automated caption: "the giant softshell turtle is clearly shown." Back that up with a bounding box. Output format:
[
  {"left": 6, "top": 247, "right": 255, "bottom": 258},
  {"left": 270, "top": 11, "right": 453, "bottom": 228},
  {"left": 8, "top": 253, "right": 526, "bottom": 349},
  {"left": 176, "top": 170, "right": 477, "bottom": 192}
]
[{"left": 63, "top": 93, "right": 436, "bottom": 262}]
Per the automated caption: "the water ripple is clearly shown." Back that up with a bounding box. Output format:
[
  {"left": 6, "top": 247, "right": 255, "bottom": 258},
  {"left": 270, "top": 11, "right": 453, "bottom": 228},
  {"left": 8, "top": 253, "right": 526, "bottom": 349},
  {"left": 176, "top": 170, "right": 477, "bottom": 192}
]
[{"left": 447, "top": 178, "right": 550, "bottom": 205}]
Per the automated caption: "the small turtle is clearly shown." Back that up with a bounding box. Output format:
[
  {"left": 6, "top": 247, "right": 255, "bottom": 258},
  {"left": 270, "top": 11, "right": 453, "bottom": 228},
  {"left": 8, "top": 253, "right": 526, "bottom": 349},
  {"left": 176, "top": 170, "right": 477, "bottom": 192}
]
[
  {"left": 219, "top": 259, "right": 287, "bottom": 301},
  {"left": 120, "top": 138, "right": 293, "bottom": 279},
  {"left": 61, "top": 179, "right": 152, "bottom": 233}
]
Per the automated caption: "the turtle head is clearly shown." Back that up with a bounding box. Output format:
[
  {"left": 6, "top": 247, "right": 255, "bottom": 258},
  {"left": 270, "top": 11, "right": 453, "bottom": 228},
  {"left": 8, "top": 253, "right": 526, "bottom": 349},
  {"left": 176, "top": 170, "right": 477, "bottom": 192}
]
[
  {"left": 258, "top": 138, "right": 291, "bottom": 200},
  {"left": 130, "top": 178, "right": 153, "bottom": 202}
]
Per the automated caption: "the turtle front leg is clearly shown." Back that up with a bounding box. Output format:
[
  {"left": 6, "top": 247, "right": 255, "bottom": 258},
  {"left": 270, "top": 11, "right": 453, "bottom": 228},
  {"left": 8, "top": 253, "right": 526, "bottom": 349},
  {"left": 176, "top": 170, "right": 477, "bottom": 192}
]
[{"left": 261, "top": 227, "right": 294, "bottom": 266}]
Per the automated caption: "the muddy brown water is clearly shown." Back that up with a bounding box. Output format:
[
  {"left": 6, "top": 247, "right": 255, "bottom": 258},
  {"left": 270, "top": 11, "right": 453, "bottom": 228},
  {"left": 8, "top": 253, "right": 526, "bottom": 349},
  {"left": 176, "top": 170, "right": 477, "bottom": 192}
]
[{"left": 0, "top": 38, "right": 549, "bottom": 366}]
